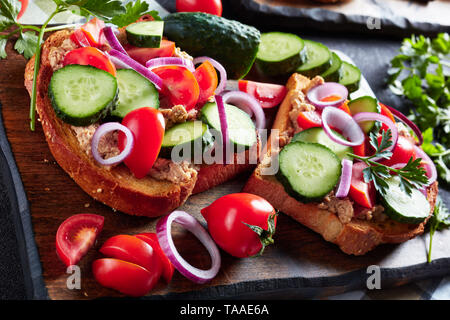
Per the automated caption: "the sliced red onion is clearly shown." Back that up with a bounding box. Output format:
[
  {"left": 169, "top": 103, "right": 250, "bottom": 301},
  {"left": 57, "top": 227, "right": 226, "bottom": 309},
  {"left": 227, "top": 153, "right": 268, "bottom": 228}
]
[
  {"left": 413, "top": 146, "right": 437, "bottom": 186},
  {"left": 106, "top": 53, "right": 131, "bottom": 70},
  {"left": 335, "top": 159, "right": 353, "bottom": 198},
  {"left": 306, "top": 82, "right": 348, "bottom": 110},
  {"left": 222, "top": 91, "right": 265, "bottom": 129},
  {"left": 156, "top": 211, "right": 221, "bottom": 284},
  {"left": 108, "top": 49, "right": 162, "bottom": 90},
  {"left": 146, "top": 57, "right": 195, "bottom": 73},
  {"left": 193, "top": 56, "right": 227, "bottom": 95},
  {"left": 383, "top": 104, "right": 423, "bottom": 145},
  {"left": 321, "top": 107, "right": 365, "bottom": 147},
  {"left": 102, "top": 26, "right": 128, "bottom": 56},
  {"left": 91, "top": 122, "right": 134, "bottom": 166},
  {"left": 215, "top": 95, "right": 231, "bottom": 164}
]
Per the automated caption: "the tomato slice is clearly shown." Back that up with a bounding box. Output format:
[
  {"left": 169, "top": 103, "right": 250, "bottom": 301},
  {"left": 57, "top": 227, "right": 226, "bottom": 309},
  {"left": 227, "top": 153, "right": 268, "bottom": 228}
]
[
  {"left": 176, "top": 0, "right": 223, "bottom": 16},
  {"left": 70, "top": 29, "right": 90, "bottom": 47},
  {"left": 56, "top": 214, "right": 104, "bottom": 267},
  {"left": 118, "top": 107, "right": 165, "bottom": 179},
  {"left": 337, "top": 101, "right": 352, "bottom": 116},
  {"left": 353, "top": 140, "right": 367, "bottom": 157},
  {"left": 349, "top": 162, "right": 376, "bottom": 208},
  {"left": 379, "top": 135, "right": 415, "bottom": 167},
  {"left": 194, "top": 60, "right": 218, "bottom": 108},
  {"left": 17, "top": 0, "right": 28, "bottom": 20},
  {"left": 379, "top": 102, "right": 396, "bottom": 133},
  {"left": 153, "top": 66, "right": 200, "bottom": 110},
  {"left": 238, "top": 80, "right": 287, "bottom": 109},
  {"left": 92, "top": 258, "right": 157, "bottom": 297},
  {"left": 135, "top": 233, "right": 174, "bottom": 284},
  {"left": 296, "top": 110, "right": 322, "bottom": 130},
  {"left": 80, "top": 17, "right": 106, "bottom": 48},
  {"left": 124, "top": 40, "right": 176, "bottom": 65},
  {"left": 63, "top": 47, "right": 117, "bottom": 76}
]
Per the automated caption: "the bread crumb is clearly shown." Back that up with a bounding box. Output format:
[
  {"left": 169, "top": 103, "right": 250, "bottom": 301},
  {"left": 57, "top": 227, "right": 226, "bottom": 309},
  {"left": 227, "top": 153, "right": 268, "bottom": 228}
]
[
  {"left": 96, "top": 188, "right": 103, "bottom": 193},
  {"left": 43, "top": 159, "right": 49, "bottom": 163},
  {"left": 84, "top": 203, "right": 90, "bottom": 208},
  {"left": 44, "top": 187, "right": 50, "bottom": 191}
]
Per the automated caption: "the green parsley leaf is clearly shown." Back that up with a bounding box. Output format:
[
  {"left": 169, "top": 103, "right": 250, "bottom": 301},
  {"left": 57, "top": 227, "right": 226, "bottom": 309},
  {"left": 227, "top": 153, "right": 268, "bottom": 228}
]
[
  {"left": 428, "top": 197, "right": 450, "bottom": 262},
  {"left": 78, "top": 0, "right": 126, "bottom": 20},
  {"left": 14, "top": 31, "right": 38, "bottom": 59},
  {"left": 111, "top": 0, "right": 161, "bottom": 27},
  {"left": 0, "top": 0, "right": 20, "bottom": 22},
  {"left": 0, "top": 37, "right": 8, "bottom": 59}
]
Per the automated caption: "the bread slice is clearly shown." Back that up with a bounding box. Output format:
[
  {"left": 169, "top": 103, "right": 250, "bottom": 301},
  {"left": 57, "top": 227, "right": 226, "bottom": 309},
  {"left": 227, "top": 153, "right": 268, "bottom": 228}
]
[
  {"left": 24, "top": 30, "right": 255, "bottom": 217},
  {"left": 243, "top": 73, "right": 439, "bottom": 255}
]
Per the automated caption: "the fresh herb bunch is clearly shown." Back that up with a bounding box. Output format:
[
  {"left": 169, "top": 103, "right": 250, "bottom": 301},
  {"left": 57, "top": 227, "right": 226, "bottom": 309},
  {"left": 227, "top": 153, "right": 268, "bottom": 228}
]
[
  {"left": 347, "top": 129, "right": 429, "bottom": 196},
  {"left": 0, "top": 0, "right": 160, "bottom": 130},
  {"left": 387, "top": 33, "right": 450, "bottom": 186},
  {"left": 428, "top": 197, "right": 450, "bottom": 263}
]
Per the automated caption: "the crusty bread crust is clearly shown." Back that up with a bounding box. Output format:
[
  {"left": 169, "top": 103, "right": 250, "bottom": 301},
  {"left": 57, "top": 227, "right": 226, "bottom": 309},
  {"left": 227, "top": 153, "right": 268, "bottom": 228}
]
[{"left": 243, "top": 73, "right": 439, "bottom": 255}]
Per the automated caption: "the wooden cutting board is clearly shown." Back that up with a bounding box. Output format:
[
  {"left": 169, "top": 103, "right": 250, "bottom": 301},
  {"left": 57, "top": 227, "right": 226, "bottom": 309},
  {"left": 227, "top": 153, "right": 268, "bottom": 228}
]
[{"left": 1, "top": 36, "right": 450, "bottom": 300}]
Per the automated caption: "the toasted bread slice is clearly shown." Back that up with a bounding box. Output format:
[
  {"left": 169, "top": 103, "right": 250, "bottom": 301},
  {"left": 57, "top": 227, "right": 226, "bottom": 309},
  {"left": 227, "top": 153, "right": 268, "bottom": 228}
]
[
  {"left": 243, "top": 73, "right": 439, "bottom": 255},
  {"left": 24, "top": 30, "right": 255, "bottom": 217}
]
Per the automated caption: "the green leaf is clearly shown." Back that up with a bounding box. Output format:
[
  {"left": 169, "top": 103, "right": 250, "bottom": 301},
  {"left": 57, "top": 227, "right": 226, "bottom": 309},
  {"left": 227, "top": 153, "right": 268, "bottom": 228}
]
[
  {"left": 0, "top": 37, "right": 7, "bottom": 59},
  {"left": 0, "top": 0, "right": 20, "bottom": 22},
  {"left": 111, "top": 0, "right": 161, "bottom": 27},
  {"left": 14, "top": 31, "right": 38, "bottom": 59},
  {"left": 79, "top": 0, "right": 126, "bottom": 20}
]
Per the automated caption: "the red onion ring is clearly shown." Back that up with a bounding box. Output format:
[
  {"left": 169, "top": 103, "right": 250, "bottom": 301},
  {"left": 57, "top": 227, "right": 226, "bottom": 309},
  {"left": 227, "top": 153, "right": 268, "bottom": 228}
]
[
  {"left": 102, "top": 26, "right": 128, "bottom": 56},
  {"left": 321, "top": 107, "right": 365, "bottom": 147},
  {"left": 146, "top": 57, "right": 195, "bottom": 73},
  {"left": 193, "top": 56, "right": 227, "bottom": 95},
  {"left": 335, "top": 159, "right": 353, "bottom": 198},
  {"left": 91, "top": 122, "right": 134, "bottom": 166},
  {"left": 108, "top": 49, "right": 163, "bottom": 90},
  {"left": 222, "top": 91, "right": 266, "bottom": 129},
  {"left": 413, "top": 146, "right": 437, "bottom": 186},
  {"left": 306, "top": 82, "right": 348, "bottom": 111},
  {"left": 215, "top": 95, "right": 231, "bottom": 164},
  {"left": 156, "top": 211, "right": 221, "bottom": 284},
  {"left": 383, "top": 104, "right": 423, "bottom": 145}
]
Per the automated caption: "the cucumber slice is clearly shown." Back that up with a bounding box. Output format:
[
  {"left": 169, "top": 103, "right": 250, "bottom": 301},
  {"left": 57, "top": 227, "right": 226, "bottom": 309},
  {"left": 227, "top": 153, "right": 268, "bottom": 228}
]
[
  {"left": 277, "top": 141, "right": 342, "bottom": 202},
  {"left": 320, "top": 52, "right": 342, "bottom": 82},
  {"left": 381, "top": 176, "right": 430, "bottom": 224},
  {"left": 200, "top": 102, "right": 257, "bottom": 149},
  {"left": 126, "top": 21, "right": 164, "bottom": 48},
  {"left": 296, "top": 40, "right": 331, "bottom": 77},
  {"left": 256, "top": 32, "right": 306, "bottom": 76},
  {"left": 292, "top": 127, "right": 352, "bottom": 160},
  {"left": 338, "top": 61, "right": 361, "bottom": 93},
  {"left": 111, "top": 69, "right": 159, "bottom": 119},
  {"left": 347, "top": 96, "right": 379, "bottom": 133},
  {"left": 49, "top": 65, "right": 118, "bottom": 126},
  {"left": 160, "top": 121, "right": 214, "bottom": 160}
]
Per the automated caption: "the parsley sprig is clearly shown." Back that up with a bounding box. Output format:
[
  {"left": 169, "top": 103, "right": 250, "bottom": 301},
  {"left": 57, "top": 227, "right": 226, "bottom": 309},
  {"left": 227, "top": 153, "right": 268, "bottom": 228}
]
[
  {"left": 347, "top": 129, "right": 429, "bottom": 196},
  {"left": 428, "top": 197, "right": 450, "bottom": 263}
]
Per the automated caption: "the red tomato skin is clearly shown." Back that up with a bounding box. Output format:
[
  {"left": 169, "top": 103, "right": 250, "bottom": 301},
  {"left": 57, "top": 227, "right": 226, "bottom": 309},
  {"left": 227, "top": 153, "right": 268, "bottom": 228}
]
[
  {"left": 63, "top": 47, "right": 117, "bottom": 76},
  {"left": 124, "top": 41, "right": 176, "bottom": 65},
  {"left": 99, "top": 235, "right": 162, "bottom": 280},
  {"left": 17, "top": 0, "right": 28, "bottom": 20},
  {"left": 296, "top": 111, "right": 322, "bottom": 130},
  {"left": 176, "top": 0, "right": 223, "bottom": 16},
  {"left": 92, "top": 258, "right": 157, "bottom": 297},
  {"left": 349, "top": 162, "right": 376, "bottom": 208},
  {"left": 238, "top": 80, "right": 287, "bottom": 109},
  {"left": 118, "top": 107, "right": 165, "bottom": 179},
  {"left": 201, "top": 193, "right": 276, "bottom": 258},
  {"left": 70, "top": 29, "right": 90, "bottom": 47},
  {"left": 194, "top": 60, "right": 218, "bottom": 108},
  {"left": 379, "top": 135, "right": 415, "bottom": 167},
  {"left": 379, "top": 103, "right": 396, "bottom": 133},
  {"left": 135, "top": 233, "right": 174, "bottom": 283},
  {"left": 56, "top": 214, "right": 104, "bottom": 267},
  {"left": 80, "top": 17, "right": 106, "bottom": 47},
  {"left": 337, "top": 101, "right": 352, "bottom": 115}
]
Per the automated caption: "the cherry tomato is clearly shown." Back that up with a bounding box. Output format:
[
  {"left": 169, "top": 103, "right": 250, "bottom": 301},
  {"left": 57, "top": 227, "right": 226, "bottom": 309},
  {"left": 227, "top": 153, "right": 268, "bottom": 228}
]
[
  {"left": 201, "top": 193, "right": 277, "bottom": 258},
  {"left": 124, "top": 40, "right": 176, "bottom": 65},
  {"left": 176, "top": 0, "right": 223, "bottom": 16},
  {"left": 349, "top": 162, "right": 376, "bottom": 208},
  {"left": 379, "top": 102, "right": 396, "bottom": 133},
  {"left": 238, "top": 80, "right": 287, "bottom": 109},
  {"left": 153, "top": 66, "right": 200, "bottom": 110},
  {"left": 194, "top": 60, "right": 218, "bottom": 108},
  {"left": 80, "top": 17, "right": 106, "bottom": 48},
  {"left": 296, "top": 110, "right": 322, "bottom": 130},
  {"left": 70, "top": 29, "right": 91, "bottom": 47},
  {"left": 92, "top": 259, "right": 157, "bottom": 297},
  {"left": 135, "top": 233, "right": 174, "bottom": 283},
  {"left": 99, "top": 235, "right": 162, "bottom": 280},
  {"left": 379, "top": 135, "right": 415, "bottom": 167},
  {"left": 17, "top": 0, "right": 28, "bottom": 20},
  {"left": 118, "top": 107, "right": 165, "bottom": 179},
  {"left": 63, "top": 47, "right": 117, "bottom": 76},
  {"left": 56, "top": 214, "right": 104, "bottom": 267}
]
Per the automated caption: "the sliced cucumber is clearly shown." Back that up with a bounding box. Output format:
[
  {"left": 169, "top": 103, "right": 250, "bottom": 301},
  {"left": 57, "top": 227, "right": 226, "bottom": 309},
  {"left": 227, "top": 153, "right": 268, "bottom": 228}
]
[
  {"left": 111, "top": 69, "right": 159, "bottom": 119},
  {"left": 49, "top": 65, "right": 118, "bottom": 126},
  {"left": 200, "top": 102, "right": 257, "bottom": 149},
  {"left": 338, "top": 61, "right": 361, "bottom": 93},
  {"left": 381, "top": 176, "right": 430, "bottom": 224},
  {"left": 160, "top": 121, "right": 214, "bottom": 160},
  {"left": 347, "top": 96, "right": 379, "bottom": 133},
  {"left": 292, "top": 127, "right": 352, "bottom": 160},
  {"left": 320, "top": 52, "right": 342, "bottom": 82},
  {"left": 296, "top": 40, "right": 331, "bottom": 77},
  {"left": 277, "top": 141, "right": 342, "bottom": 202},
  {"left": 126, "top": 21, "right": 164, "bottom": 48},
  {"left": 256, "top": 32, "right": 306, "bottom": 76}
]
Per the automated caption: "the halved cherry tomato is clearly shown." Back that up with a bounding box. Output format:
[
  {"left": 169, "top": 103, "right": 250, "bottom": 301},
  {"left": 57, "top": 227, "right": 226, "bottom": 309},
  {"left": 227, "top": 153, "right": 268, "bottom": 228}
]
[
  {"left": 124, "top": 40, "right": 176, "bottom": 65},
  {"left": 201, "top": 193, "right": 277, "bottom": 258},
  {"left": 238, "top": 80, "right": 287, "bottom": 109},
  {"left": 70, "top": 29, "right": 90, "bottom": 47},
  {"left": 194, "top": 60, "right": 218, "bottom": 108},
  {"left": 63, "top": 47, "right": 117, "bottom": 76},
  {"left": 379, "top": 102, "right": 396, "bottom": 133},
  {"left": 80, "top": 17, "right": 106, "bottom": 48},
  {"left": 379, "top": 135, "right": 415, "bottom": 167},
  {"left": 349, "top": 162, "right": 376, "bottom": 208},
  {"left": 297, "top": 110, "right": 322, "bottom": 130},
  {"left": 153, "top": 66, "right": 200, "bottom": 110},
  {"left": 176, "top": 0, "right": 223, "bottom": 16},
  {"left": 17, "top": 0, "right": 28, "bottom": 20},
  {"left": 99, "top": 235, "right": 162, "bottom": 280},
  {"left": 118, "top": 107, "right": 165, "bottom": 179},
  {"left": 92, "top": 258, "right": 157, "bottom": 297},
  {"left": 56, "top": 214, "right": 104, "bottom": 267},
  {"left": 135, "top": 233, "right": 174, "bottom": 283}
]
